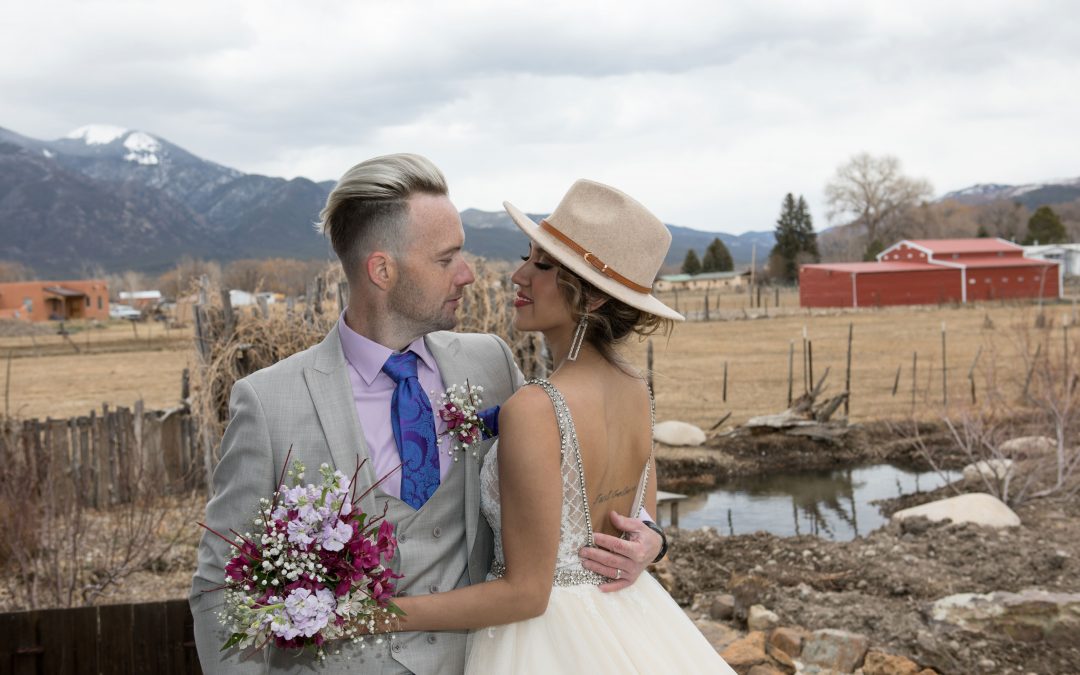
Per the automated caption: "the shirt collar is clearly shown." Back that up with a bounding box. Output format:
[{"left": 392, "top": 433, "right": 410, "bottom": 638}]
[{"left": 337, "top": 312, "right": 438, "bottom": 385}]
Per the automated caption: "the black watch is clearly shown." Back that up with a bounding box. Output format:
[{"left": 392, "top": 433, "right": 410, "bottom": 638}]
[{"left": 643, "top": 521, "right": 668, "bottom": 563}]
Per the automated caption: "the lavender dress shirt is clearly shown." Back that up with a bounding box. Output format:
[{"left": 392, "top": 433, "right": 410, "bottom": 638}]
[{"left": 337, "top": 313, "right": 451, "bottom": 501}]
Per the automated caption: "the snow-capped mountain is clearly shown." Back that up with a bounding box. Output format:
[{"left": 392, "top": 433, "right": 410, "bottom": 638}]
[
  {"left": 0, "top": 123, "right": 770, "bottom": 275},
  {"left": 941, "top": 178, "right": 1080, "bottom": 208}
]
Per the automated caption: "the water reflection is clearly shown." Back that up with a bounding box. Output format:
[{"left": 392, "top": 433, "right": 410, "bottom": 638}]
[{"left": 669, "top": 464, "right": 959, "bottom": 541}]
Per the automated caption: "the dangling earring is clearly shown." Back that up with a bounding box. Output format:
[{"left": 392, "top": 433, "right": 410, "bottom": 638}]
[{"left": 568, "top": 317, "right": 588, "bottom": 361}]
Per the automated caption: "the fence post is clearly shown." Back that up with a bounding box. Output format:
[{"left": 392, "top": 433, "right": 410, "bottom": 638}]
[
  {"left": 845, "top": 322, "right": 853, "bottom": 417},
  {"left": 911, "top": 352, "right": 918, "bottom": 415},
  {"left": 787, "top": 340, "right": 794, "bottom": 406},
  {"left": 941, "top": 322, "right": 948, "bottom": 407},
  {"left": 722, "top": 361, "right": 728, "bottom": 403}
]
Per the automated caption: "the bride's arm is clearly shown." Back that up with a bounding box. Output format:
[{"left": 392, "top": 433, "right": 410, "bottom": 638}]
[{"left": 386, "top": 386, "right": 561, "bottom": 632}]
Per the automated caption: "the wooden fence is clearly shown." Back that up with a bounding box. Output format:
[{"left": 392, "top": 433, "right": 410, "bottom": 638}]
[
  {"left": 0, "top": 402, "right": 203, "bottom": 507},
  {"left": 0, "top": 599, "right": 201, "bottom": 674}
]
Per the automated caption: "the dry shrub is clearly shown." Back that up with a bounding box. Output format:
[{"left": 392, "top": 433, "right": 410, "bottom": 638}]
[{"left": 0, "top": 417, "right": 200, "bottom": 610}]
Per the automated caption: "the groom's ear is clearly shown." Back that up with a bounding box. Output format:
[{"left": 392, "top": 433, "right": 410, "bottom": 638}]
[{"left": 366, "top": 251, "right": 396, "bottom": 291}]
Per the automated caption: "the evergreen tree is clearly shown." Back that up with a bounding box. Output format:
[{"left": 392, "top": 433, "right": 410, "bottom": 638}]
[
  {"left": 1024, "top": 206, "right": 1067, "bottom": 245},
  {"left": 681, "top": 248, "right": 702, "bottom": 275},
  {"left": 863, "top": 238, "right": 885, "bottom": 261},
  {"left": 976, "top": 224, "right": 990, "bottom": 238},
  {"left": 770, "top": 193, "right": 818, "bottom": 282},
  {"left": 702, "top": 238, "right": 733, "bottom": 272},
  {"left": 795, "top": 196, "right": 819, "bottom": 261}
]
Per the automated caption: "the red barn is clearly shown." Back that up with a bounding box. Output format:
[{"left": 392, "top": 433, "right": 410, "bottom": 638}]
[{"left": 800, "top": 239, "right": 1061, "bottom": 308}]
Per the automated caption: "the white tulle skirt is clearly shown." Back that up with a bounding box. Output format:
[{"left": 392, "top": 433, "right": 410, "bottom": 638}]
[{"left": 465, "top": 573, "right": 736, "bottom": 674}]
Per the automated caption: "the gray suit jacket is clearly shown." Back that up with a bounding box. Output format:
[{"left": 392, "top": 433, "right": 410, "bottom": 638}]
[{"left": 189, "top": 326, "right": 523, "bottom": 674}]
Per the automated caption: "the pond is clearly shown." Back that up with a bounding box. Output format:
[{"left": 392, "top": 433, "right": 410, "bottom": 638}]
[{"left": 664, "top": 463, "right": 960, "bottom": 541}]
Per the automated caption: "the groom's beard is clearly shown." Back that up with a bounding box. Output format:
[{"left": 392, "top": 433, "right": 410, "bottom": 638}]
[{"left": 389, "top": 275, "right": 459, "bottom": 336}]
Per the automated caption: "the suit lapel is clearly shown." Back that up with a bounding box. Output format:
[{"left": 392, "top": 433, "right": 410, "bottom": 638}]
[
  {"left": 304, "top": 324, "right": 379, "bottom": 516},
  {"left": 424, "top": 332, "right": 484, "bottom": 554}
]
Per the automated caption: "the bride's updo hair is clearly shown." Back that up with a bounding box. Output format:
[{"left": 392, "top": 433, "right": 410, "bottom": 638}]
[{"left": 554, "top": 263, "right": 673, "bottom": 367}]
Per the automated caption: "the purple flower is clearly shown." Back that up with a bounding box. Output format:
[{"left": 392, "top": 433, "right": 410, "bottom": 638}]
[{"left": 319, "top": 519, "right": 353, "bottom": 552}]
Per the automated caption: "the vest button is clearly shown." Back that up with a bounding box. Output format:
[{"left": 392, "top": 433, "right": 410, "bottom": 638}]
[
  {"left": 398, "top": 534, "right": 407, "bottom": 543},
  {"left": 428, "top": 584, "right": 439, "bottom": 593},
  {"left": 432, "top": 526, "right": 442, "bottom": 538},
  {"left": 391, "top": 642, "right": 403, "bottom": 653},
  {"left": 426, "top": 634, "right": 437, "bottom": 644}
]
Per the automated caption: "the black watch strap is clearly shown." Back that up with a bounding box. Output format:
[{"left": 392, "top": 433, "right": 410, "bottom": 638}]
[{"left": 643, "top": 520, "right": 668, "bottom": 563}]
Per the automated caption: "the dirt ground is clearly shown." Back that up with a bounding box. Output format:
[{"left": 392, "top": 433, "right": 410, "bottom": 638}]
[{"left": 654, "top": 425, "right": 1080, "bottom": 675}]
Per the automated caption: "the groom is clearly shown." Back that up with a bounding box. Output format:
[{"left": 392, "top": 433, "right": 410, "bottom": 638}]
[{"left": 189, "top": 153, "right": 662, "bottom": 674}]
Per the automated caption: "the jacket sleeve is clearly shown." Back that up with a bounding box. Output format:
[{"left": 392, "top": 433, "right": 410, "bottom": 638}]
[
  {"left": 492, "top": 334, "right": 526, "bottom": 392},
  {"left": 189, "top": 378, "right": 275, "bottom": 674}
]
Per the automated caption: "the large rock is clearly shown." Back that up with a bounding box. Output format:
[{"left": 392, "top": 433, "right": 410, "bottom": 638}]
[
  {"left": 800, "top": 629, "right": 869, "bottom": 673},
  {"left": 720, "top": 630, "right": 770, "bottom": 670},
  {"left": 961, "top": 459, "right": 1013, "bottom": 483},
  {"left": 747, "top": 604, "right": 780, "bottom": 632},
  {"left": 891, "top": 493, "right": 1020, "bottom": 528},
  {"left": 862, "top": 649, "right": 923, "bottom": 675},
  {"left": 930, "top": 588, "right": 1080, "bottom": 645},
  {"left": 693, "top": 619, "right": 741, "bottom": 653},
  {"left": 768, "top": 626, "right": 806, "bottom": 658},
  {"left": 1000, "top": 435, "right": 1056, "bottom": 457},
  {"left": 710, "top": 594, "right": 736, "bottom": 620},
  {"left": 653, "top": 420, "right": 706, "bottom": 446}
]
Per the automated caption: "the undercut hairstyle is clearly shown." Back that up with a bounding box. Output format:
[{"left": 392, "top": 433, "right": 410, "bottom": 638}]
[
  {"left": 318, "top": 153, "right": 448, "bottom": 280},
  {"left": 554, "top": 264, "right": 673, "bottom": 370}
]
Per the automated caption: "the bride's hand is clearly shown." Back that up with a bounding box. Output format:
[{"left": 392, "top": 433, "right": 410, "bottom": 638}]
[{"left": 580, "top": 511, "right": 663, "bottom": 593}]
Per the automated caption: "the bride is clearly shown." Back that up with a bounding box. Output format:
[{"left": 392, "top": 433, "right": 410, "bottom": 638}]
[{"left": 378, "top": 179, "right": 735, "bottom": 674}]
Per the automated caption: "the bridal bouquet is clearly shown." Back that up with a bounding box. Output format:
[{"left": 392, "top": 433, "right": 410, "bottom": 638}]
[{"left": 201, "top": 455, "right": 402, "bottom": 660}]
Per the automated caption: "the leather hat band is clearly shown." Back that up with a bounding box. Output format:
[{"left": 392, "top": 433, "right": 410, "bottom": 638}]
[{"left": 540, "top": 220, "right": 652, "bottom": 294}]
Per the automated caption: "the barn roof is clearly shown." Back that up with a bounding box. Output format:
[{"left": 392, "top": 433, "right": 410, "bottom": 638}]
[
  {"left": 801, "top": 261, "right": 940, "bottom": 274},
  {"left": 955, "top": 257, "right": 1059, "bottom": 269},
  {"left": 901, "top": 238, "right": 1022, "bottom": 255}
]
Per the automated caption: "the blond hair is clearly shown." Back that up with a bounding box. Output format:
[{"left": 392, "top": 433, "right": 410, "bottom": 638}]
[{"left": 318, "top": 153, "right": 448, "bottom": 279}]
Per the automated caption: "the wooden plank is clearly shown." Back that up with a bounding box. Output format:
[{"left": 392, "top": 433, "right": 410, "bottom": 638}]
[
  {"left": 165, "top": 598, "right": 203, "bottom": 675},
  {"left": 2, "top": 608, "right": 42, "bottom": 675},
  {"left": 97, "top": 603, "right": 134, "bottom": 673},
  {"left": 132, "top": 601, "right": 167, "bottom": 673},
  {"left": 69, "top": 605, "right": 100, "bottom": 675},
  {"left": 39, "top": 604, "right": 76, "bottom": 673}
]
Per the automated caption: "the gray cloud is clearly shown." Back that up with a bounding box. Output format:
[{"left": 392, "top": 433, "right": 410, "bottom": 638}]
[{"left": 1, "top": 0, "right": 1079, "bottom": 232}]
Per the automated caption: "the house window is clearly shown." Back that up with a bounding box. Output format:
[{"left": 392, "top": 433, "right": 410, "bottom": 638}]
[
  {"left": 97, "top": 296, "right": 103, "bottom": 309},
  {"left": 969, "top": 278, "right": 976, "bottom": 284},
  {"left": 23, "top": 298, "right": 32, "bottom": 312},
  {"left": 85, "top": 297, "right": 91, "bottom": 307}
]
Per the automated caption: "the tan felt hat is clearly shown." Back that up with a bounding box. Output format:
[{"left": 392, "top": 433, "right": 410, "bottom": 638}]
[{"left": 504, "top": 179, "right": 684, "bottom": 322}]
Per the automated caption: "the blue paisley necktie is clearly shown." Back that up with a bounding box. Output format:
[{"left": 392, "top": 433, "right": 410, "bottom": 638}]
[{"left": 382, "top": 351, "right": 440, "bottom": 509}]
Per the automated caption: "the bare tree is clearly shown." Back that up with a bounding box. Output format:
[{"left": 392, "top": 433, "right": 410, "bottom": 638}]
[
  {"left": 824, "top": 153, "right": 933, "bottom": 258},
  {"left": 976, "top": 199, "right": 1028, "bottom": 241}
]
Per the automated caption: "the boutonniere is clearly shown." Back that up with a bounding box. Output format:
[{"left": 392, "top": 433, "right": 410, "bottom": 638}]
[{"left": 434, "top": 381, "right": 499, "bottom": 460}]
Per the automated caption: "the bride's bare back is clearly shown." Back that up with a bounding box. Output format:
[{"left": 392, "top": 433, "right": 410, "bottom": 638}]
[{"left": 548, "top": 362, "right": 655, "bottom": 537}]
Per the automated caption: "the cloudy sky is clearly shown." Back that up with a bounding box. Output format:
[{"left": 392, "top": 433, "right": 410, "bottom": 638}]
[{"left": 2, "top": 1, "right": 1078, "bottom": 233}]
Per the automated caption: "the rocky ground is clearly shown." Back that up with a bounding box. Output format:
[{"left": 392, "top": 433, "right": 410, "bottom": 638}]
[{"left": 654, "top": 422, "right": 1080, "bottom": 675}]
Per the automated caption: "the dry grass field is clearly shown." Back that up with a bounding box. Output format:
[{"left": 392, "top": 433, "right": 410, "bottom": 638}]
[
  {"left": 1, "top": 321, "right": 193, "bottom": 419},
  {"left": 1, "top": 297, "right": 1073, "bottom": 425}
]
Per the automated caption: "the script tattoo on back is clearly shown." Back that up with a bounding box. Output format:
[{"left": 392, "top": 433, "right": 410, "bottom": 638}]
[{"left": 594, "top": 484, "right": 635, "bottom": 505}]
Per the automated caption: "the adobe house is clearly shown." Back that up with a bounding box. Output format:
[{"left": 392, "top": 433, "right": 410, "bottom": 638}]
[{"left": 0, "top": 280, "right": 110, "bottom": 322}]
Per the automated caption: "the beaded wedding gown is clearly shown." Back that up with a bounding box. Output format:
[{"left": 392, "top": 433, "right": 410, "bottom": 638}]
[{"left": 467, "top": 379, "right": 735, "bottom": 674}]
